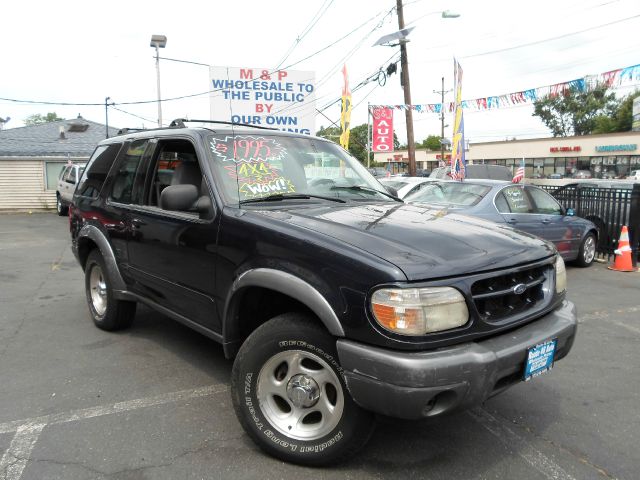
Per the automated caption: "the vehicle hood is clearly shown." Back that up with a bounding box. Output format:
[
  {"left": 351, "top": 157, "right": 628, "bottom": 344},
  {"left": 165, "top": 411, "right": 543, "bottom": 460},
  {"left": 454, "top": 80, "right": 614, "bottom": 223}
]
[{"left": 254, "top": 202, "right": 555, "bottom": 281}]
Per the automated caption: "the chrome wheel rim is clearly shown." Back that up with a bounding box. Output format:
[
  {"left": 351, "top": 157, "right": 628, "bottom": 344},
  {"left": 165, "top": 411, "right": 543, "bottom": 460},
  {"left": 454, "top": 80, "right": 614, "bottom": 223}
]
[
  {"left": 583, "top": 236, "right": 596, "bottom": 264},
  {"left": 257, "top": 350, "right": 344, "bottom": 441},
  {"left": 89, "top": 265, "right": 108, "bottom": 316},
  {"left": 57, "top": 197, "right": 62, "bottom": 213}
]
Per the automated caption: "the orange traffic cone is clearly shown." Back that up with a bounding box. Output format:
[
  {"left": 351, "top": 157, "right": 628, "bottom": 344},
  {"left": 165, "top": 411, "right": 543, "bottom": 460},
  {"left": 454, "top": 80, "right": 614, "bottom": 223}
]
[{"left": 608, "top": 226, "right": 637, "bottom": 272}]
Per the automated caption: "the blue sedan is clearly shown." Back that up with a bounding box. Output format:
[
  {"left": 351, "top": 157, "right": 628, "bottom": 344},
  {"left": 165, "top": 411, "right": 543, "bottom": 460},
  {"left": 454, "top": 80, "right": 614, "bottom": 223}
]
[{"left": 405, "top": 179, "right": 598, "bottom": 267}]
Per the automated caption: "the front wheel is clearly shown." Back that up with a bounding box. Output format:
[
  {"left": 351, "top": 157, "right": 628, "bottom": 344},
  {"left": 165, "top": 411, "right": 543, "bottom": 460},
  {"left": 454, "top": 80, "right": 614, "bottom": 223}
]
[
  {"left": 231, "top": 313, "right": 374, "bottom": 466},
  {"left": 575, "top": 232, "right": 597, "bottom": 267}
]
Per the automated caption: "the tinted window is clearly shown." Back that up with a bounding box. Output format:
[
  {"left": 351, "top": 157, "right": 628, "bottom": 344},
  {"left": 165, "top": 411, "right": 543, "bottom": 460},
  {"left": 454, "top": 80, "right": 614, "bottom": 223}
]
[
  {"left": 77, "top": 143, "right": 122, "bottom": 199},
  {"left": 527, "top": 187, "right": 562, "bottom": 215},
  {"left": 110, "top": 140, "right": 148, "bottom": 204}
]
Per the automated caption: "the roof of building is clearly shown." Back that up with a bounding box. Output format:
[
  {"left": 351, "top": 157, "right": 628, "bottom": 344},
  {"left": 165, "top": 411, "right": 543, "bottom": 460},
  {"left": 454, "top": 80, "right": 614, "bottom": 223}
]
[{"left": 0, "top": 116, "right": 118, "bottom": 157}]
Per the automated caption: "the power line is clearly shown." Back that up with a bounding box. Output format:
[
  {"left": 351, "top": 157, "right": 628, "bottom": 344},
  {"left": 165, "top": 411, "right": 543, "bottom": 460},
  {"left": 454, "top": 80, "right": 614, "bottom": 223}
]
[
  {"left": 461, "top": 14, "right": 640, "bottom": 59},
  {"left": 280, "top": 6, "right": 396, "bottom": 71},
  {"left": 110, "top": 106, "right": 155, "bottom": 124},
  {"left": 274, "top": 0, "right": 334, "bottom": 70}
]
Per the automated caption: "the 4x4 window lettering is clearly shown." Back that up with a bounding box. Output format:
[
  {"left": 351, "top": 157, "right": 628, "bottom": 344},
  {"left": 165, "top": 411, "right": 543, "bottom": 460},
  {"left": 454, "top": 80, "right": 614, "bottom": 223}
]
[
  {"left": 110, "top": 140, "right": 149, "bottom": 204},
  {"left": 77, "top": 143, "right": 123, "bottom": 199}
]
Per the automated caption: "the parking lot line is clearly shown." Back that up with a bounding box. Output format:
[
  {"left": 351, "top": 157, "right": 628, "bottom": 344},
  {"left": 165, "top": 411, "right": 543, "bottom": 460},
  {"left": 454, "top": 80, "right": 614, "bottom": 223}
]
[
  {"left": 468, "top": 408, "right": 577, "bottom": 480},
  {"left": 0, "top": 422, "right": 45, "bottom": 480},
  {"left": 0, "top": 383, "right": 229, "bottom": 435},
  {"left": 0, "top": 384, "right": 229, "bottom": 480}
]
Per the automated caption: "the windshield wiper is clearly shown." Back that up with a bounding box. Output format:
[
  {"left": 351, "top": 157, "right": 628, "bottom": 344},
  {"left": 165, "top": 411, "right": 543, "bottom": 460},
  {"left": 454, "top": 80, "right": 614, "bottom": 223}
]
[
  {"left": 239, "top": 193, "right": 346, "bottom": 204},
  {"left": 330, "top": 185, "right": 403, "bottom": 202}
]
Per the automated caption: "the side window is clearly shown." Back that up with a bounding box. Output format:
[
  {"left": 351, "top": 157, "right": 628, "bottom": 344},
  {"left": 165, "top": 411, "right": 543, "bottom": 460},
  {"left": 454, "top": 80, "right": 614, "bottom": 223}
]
[
  {"left": 67, "top": 167, "right": 77, "bottom": 184},
  {"left": 110, "top": 140, "right": 149, "bottom": 204},
  {"left": 146, "top": 139, "right": 211, "bottom": 219},
  {"left": 77, "top": 143, "right": 123, "bottom": 199},
  {"left": 495, "top": 192, "right": 510, "bottom": 213},
  {"left": 59, "top": 166, "right": 69, "bottom": 181},
  {"left": 527, "top": 187, "right": 562, "bottom": 215},
  {"left": 501, "top": 186, "right": 532, "bottom": 213}
]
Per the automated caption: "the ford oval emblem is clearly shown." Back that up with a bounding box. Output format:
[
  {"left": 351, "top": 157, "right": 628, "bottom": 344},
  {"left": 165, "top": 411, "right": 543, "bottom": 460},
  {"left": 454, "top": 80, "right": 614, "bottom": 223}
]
[{"left": 513, "top": 283, "right": 527, "bottom": 295}]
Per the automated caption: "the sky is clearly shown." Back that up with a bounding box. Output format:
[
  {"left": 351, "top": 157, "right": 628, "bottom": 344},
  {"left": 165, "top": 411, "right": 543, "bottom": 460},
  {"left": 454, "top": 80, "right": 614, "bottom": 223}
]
[{"left": 2, "top": 0, "right": 640, "bottom": 145}]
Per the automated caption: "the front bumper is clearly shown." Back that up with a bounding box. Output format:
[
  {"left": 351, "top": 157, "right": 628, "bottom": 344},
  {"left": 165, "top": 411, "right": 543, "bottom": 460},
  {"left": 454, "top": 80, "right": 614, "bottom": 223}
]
[{"left": 336, "top": 300, "right": 577, "bottom": 419}]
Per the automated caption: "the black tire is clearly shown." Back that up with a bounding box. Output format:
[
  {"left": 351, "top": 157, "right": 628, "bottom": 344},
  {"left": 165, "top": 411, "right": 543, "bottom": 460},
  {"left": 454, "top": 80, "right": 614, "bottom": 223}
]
[
  {"left": 56, "top": 194, "right": 68, "bottom": 216},
  {"left": 231, "top": 313, "right": 374, "bottom": 466},
  {"left": 84, "top": 250, "right": 136, "bottom": 330},
  {"left": 574, "top": 232, "right": 597, "bottom": 268}
]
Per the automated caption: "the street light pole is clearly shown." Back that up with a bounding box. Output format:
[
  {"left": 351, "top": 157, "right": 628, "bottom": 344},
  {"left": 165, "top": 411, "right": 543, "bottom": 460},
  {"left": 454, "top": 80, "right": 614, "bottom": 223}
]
[
  {"left": 150, "top": 35, "right": 167, "bottom": 127},
  {"left": 396, "top": 0, "right": 416, "bottom": 176}
]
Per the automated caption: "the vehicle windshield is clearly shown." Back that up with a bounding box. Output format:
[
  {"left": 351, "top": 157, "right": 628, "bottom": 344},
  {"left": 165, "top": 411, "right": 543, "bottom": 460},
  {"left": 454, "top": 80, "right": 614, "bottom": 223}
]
[
  {"left": 405, "top": 182, "right": 491, "bottom": 206},
  {"left": 206, "top": 134, "right": 392, "bottom": 204}
]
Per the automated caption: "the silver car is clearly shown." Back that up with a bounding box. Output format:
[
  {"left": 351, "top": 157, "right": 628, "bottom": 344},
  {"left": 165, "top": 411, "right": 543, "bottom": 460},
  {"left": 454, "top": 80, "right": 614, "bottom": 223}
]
[
  {"left": 405, "top": 179, "right": 598, "bottom": 267},
  {"left": 56, "top": 163, "right": 84, "bottom": 216}
]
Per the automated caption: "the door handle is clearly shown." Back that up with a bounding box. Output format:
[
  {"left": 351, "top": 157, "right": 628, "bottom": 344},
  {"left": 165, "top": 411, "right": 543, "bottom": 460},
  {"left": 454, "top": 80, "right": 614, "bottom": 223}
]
[
  {"left": 506, "top": 218, "right": 517, "bottom": 224},
  {"left": 131, "top": 218, "right": 146, "bottom": 228},
  {"left": 541, "top": 219, "right": 551, "bottom": 224}
]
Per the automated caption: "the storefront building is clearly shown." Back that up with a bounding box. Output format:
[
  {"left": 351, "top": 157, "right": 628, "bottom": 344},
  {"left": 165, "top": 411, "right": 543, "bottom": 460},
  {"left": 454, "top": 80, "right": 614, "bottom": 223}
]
[{"left": 373, "top": 131, "right": 640, "bottom": 179}]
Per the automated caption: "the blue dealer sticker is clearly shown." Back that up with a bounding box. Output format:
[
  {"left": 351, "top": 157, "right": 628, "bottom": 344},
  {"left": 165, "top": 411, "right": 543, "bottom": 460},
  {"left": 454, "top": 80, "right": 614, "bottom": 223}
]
[{"left": 524, "top": 339, "right": 557, "bottom": 381}]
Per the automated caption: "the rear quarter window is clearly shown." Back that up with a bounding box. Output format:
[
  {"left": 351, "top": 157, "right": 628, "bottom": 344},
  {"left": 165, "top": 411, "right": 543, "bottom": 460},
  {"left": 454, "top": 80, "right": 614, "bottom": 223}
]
[{"left": 76, "top": 143, "right": 123, "bottom": 199}]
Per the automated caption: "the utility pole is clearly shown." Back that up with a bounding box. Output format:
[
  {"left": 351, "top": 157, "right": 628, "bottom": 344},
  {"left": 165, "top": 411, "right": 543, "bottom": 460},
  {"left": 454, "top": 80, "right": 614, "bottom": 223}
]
[
  {"left": 105, "top": 97, "right": 110, "bottom": 139},
  {"left": 396, "top": 0, "right": 416, "bottom": 176},
  {"left": 434, "top": 77, "right": 452, "bottom": 166}
]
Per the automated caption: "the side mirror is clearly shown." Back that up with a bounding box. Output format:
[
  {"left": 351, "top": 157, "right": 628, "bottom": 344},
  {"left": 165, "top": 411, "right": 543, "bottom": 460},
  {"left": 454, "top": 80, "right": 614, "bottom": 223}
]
[
  {"left": 160, "top": 184, "right": 199, "bottom": 211},
  {"left": 566, "top": 208, "right": 575, "bottom": 216}
]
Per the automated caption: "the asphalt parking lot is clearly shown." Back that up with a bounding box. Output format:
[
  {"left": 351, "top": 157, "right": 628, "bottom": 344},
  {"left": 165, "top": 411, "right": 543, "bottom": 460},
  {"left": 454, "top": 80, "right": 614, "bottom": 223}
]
[{"left": 1, "top": 213, "right": 639, "bottom": 480}]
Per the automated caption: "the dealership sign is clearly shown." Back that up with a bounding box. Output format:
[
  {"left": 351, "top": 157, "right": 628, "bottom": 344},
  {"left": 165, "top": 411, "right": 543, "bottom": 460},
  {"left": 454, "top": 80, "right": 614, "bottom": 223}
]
[
  {"left": 209, "top": 67, "right": 315, "bottom": 135},
  {"left": 550, "top": 146, "right": 581, "bottom": 152},
  {"left": 595, "top": 144, "right": 637, "bottom": 152},
  {"left": 371, "top": 107, "right": 394, "bottom": 152}
]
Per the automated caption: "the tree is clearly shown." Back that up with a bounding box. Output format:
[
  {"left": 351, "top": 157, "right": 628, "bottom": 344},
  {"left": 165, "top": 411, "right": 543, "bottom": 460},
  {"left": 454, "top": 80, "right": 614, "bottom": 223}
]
[
  {"left": 316, "top": 123, "right": 399, "bottom": 164},
  {"left": 24, "top": 112, "right": 64, "bottom": 126},
  {"left": 532, "top": 84, "right": 618, "bottom": 136},
  {"left": 590, "top": 90, "right": 640, "bottom": 134},
  {"left": 417, "top": 135, "right": 442, "bottom": 151}
]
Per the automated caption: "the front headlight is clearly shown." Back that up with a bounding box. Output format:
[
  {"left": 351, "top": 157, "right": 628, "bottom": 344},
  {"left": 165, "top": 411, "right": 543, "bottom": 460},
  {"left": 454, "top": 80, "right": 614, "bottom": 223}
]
[
  {"left": 555, "top": 255, "right": 567, "bottom": 293},
  {"left": 371, "top": 287, "right": 469, "bottom": 335}
]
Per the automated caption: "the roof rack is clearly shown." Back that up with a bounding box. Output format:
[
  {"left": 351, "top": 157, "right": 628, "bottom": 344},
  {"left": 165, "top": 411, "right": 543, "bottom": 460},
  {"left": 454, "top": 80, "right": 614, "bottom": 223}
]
[
  {"left": 116, "top": 127, "right": 147, "bottom": 135},
  {"left": 169, "top": 118, "right": 276, "bottom": 131}
]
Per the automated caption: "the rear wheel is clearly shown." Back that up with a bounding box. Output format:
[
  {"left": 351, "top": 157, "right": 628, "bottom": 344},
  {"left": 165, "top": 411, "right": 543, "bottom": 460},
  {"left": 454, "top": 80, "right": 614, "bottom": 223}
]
[
  {"left": 56, "top": 194, "right": 68, "bottom": 216},
  {"left": 575, "top": 232, "right": 596, "bottom": 267},
  {"left": 84, "top": 250, "right": 136, "bottom": 330},
  {"left": 231, "top": 313, "right": 374, "bottom": 466}
]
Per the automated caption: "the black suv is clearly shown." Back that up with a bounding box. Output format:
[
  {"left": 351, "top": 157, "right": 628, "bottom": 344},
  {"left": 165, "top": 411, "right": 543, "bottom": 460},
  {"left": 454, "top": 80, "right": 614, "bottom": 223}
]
[{"left": 70, "top": 120, "right": 577, "bottom": 466}]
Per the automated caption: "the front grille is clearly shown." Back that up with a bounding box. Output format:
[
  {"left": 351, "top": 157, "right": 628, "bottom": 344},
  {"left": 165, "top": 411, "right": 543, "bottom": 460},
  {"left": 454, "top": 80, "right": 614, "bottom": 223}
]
[{"left": 471, "top": 265, "right": 551, "bottom": 323}]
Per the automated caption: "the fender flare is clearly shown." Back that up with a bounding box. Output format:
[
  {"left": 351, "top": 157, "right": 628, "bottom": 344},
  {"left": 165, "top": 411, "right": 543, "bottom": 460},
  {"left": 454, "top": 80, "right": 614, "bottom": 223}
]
[
  {"left": 223, "top": 268, "right": 345, "bottom": 347},
  {"left": 77, "top": 224, "right": 127, "bottom": 292}
]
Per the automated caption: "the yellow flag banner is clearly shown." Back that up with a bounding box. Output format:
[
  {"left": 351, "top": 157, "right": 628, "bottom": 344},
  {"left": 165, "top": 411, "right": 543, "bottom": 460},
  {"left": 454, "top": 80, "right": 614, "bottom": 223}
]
[
  {"left": 340, "top": 64, "right": 352, "bottom": 149},
  {"left": 450, "top": 59, "right": 466, "bottom": 180}
]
